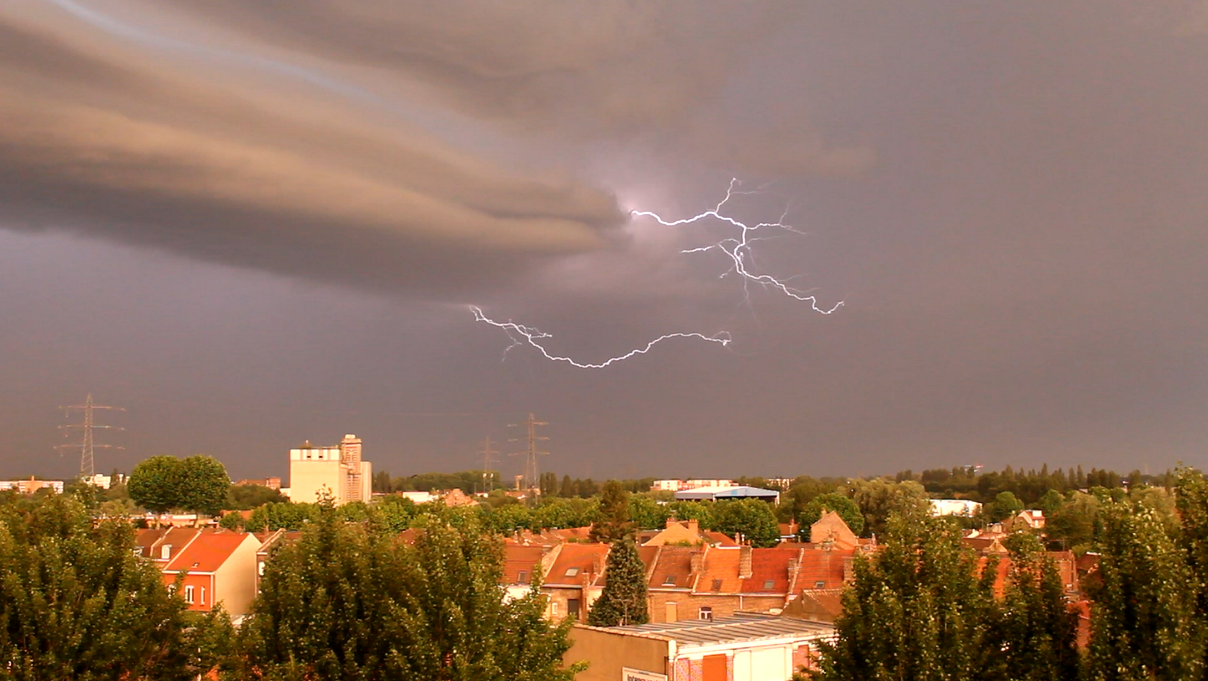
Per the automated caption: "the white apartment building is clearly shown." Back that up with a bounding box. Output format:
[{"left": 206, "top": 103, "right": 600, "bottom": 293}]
[{"left": 287, "top": 434, "right": 372, "bottom": 505}]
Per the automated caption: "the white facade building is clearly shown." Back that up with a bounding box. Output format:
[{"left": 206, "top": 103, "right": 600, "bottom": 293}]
[
  {"left": 930, "top": 499, "right": 983, "bottom": 517},
  {"left": 288, "top": 434, "right": 372, "bottom": 505}
]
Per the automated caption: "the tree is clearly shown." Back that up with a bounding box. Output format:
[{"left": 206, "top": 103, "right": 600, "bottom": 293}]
[
  {"left": 226, "top": 483, "right": 287, "bottom": 511},
  {"left": 1177, "top": 467, "right": 1208, "bottom": 649},
  {"left": 177, "top": 455, "right": 230, "bottom": 517},
  {"left": 847, "top": 478, "right": 930, "bottom": 538},
  {"left": 0, "top": 494, "right": 229, "bottom": 680},
  {"left": 1046, "top": 491, "right": 1100, "bottom": 553},
  {"left": 590, "top": 480, "right": 632, "bottom": 543},
  {"left": 809, "top": 515, "right": 999, "bottom": 681},
  {"left": 127, "top": 455, "right": 182, "bottom": 515},
  {"left": 587, "top": 537, "right": 649, "bottom": 627},
  {"left": 987, "top": 491, "right": 1025, "bottom": 524},
  {"left": 1086, "top": 499, "right": 1205, "bottom": 681},
  {"left": 797, "top": 492, "right": 864, "bottom": 538},
  {"left": 629, "top": 494, "right": 670, "bottom": 530},
  {"left": 710, "top": 499, "right": 780, "bottom": 548},
  {"left": 236, "top": 509, "right": 579, "bottom": 680}
]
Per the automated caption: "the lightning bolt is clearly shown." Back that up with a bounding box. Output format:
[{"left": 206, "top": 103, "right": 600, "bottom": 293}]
[
  {"left": 472, "top": 179, "right": 840, "bottom": 368},
  {"left": 631, "top": 178, "right": 844, "bottom": 314},
  {"left": 470, "top": 306, "right": 731, "bottom": 369}
]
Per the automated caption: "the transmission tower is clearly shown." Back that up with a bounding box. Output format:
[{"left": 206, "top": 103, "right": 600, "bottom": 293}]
[
  {"left": 57, "top": 394, "right": 125, "bottom": 479},
  {"left": 509, "top": 413, "right": 548, "bottom": 493},
  {"left": 477, "top": 436, "right": 499, "bottom": 493}
]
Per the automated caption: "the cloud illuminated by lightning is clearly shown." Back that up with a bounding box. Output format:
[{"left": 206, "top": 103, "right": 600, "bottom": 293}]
[{"left": 472, "top": 179, "right": 841, "bottom": 368}]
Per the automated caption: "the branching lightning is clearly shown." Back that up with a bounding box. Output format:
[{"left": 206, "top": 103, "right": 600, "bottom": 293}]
[
  {"left": 470, "top": 306, "right": 731, "bottom": 369},
  {"left": 472, "top": 179, "right": 841, "bottom": 368},
  {"left": 631, "top": 179, "right": 844, "bottom": 315}
]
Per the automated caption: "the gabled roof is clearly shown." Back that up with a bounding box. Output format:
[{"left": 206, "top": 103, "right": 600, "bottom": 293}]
[
  {"left": 544, "top": 543, "right": 609, "bottom": 587},
  {"left": 164, "top": 530, "right": 255, "bottom": 574},
  {"left": 138, "top": 527, "right": 201, "bottom": 562}
]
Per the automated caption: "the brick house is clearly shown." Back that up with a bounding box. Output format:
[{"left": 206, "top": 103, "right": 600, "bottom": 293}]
[{"left": 542, "top": 543, "right": 611, "bottom": 623}]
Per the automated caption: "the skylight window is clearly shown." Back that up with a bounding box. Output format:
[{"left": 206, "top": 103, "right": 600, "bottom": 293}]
[
  {"left": 663, "top": 575, "right": 676, "bottom": 586},
  {"left": 711, "top": 578, "right": 723, "bottom": 591},
  {"left": 565, "top": 567, "right": 580, "bottom": 577},
  {"left": 763, "top": 579, "right": 775, "bottom": 590}
]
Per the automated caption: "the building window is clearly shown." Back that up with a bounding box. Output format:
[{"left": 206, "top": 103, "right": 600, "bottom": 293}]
[
  {"left": 568, "top": 598, "right": 581, "bottom": 620},
  {"left": 663, "top": 575, "right": 676, "bottom": 586},
  {"left": 184, "top": 586, "right": 194, "bottom": 604},
  {"left": 565, "top": 567, "right": 580, "bottom": 577},
  {"left": 259, "top": 562, "right": 266, "bottom": 576},
  {"left": 763, "top": 579, "right": 775, "bottom": 590},
  {"left": 199, "top": 587, "right": 205, "bottom": 605},
  {"left": 518, "top": 571, "right": 528, "bottom": 584},
  {"left": 161, "top": 545, "right": 172, "bottom": 560},
  {"left": 711, "top": 578, "right": 723, "bottom": 591},
  {"left": 550, "top": 601, "right": 559, "bottom": 616},
  {"left": 815, "top": 580, "right": 826, "bottom": 589},
  {"left": 699, "top": 606, "right": 713, "bottom": 621}
]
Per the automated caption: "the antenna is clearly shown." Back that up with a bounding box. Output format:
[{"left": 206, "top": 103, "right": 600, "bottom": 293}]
[
  {"left": 508, "top": 413, "right": 548, "bottom": 493},
  {"left": 57, "top": 394, "right": 125, "bottom": 479},
  {"left": 478, "top": 436, "right": 499, "bottom": 493}
]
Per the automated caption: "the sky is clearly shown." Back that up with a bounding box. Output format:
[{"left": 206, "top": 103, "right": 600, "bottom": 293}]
[{"left": 2, "top": 1, "right": 1207, "bottom": 482}]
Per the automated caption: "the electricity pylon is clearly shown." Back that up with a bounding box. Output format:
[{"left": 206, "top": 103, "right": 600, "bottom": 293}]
[
  {"left": 509, "top": 413, "right": 548, "bottom": 493},
  {"left": 57, "top": 394, "right": 125, "bottom": 479}
]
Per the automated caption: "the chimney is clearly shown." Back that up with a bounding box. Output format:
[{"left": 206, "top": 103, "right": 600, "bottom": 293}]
[
  {"left": 690, "top": 551, "right": 703, "bottom": 575},
  {"left": 739, "top": 545, "right": 753, "bottom": 579},
  {"left": 666, "top": 518, "right": 677, "bottom": 530},
  {"left": 687, "top": 519, "right": 699, "bottom": 534}
]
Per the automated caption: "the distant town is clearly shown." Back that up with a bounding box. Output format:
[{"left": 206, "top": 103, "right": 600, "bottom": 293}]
[{"left": 2, "top": 426, "right": 1193, "bottom": 681}]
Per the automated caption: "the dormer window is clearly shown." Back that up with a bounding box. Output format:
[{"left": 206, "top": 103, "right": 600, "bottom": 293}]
[
  {"left": 161, "top": 545, "right": 172, "bottom": 560},
  {"left": 815, "top": 580, "right": 826, "bottom": 589}
]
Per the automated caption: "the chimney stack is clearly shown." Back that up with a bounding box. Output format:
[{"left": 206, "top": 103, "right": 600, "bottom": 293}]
[
  {"left": 739, "top": 545, "right": 753, "bottom": 579},
  {"left": 687, "top": 519, "right": 699, "bottom": 534},
  {"left": 690, "top": 550, "right": 703, "bottom": 575}
]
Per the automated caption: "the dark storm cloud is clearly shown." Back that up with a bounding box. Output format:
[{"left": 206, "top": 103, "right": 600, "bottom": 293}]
[
  {"left": 0, "top": 1, "right": 632, "bottom": 294},
  {"left": 0, "top": 0, "right": 870, "bottom": 296}
]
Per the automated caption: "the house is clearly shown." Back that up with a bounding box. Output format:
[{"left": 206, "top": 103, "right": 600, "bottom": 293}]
[
  {"left": 1003, "top": 509, "right": 1046, "bottom": 532},
  {"left": 809, "top": 511, "right": 859, "bottom": 550},
  {"left": 542, "top": 543, "right": 611, "bottom": 623},
  {"left": 502, "top": 543, "right": 562, "bottom": 601},
  {"left": 253, "top": 529, "right": 302, "bottom": 593},
  {"left": 566, "top": 613, "right": 835, "bottom": 681},
  {"left": 643, "top": 544, "right": 853, "bottom": 624},
  {"left": 642, "top": 518, "right": 737, "bottom": 547},
  {"left": 153, "top": 529, "right": 261, "bottom": 617}
]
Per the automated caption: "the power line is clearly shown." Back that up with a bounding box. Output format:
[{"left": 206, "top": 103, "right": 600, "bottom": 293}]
[
  {"left": 57, "top": 394, "right": 125, "bottom": 479},
  {"left": 508, "top": 413, "right": 548, "bottom": 493}
]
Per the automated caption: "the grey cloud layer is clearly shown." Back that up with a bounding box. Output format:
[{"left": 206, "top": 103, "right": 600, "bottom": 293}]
[{"left": 0, "top": 1, "right": 636, "bottom": 294}]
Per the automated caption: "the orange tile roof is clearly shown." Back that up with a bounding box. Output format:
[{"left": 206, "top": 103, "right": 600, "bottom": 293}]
[
  {"left": 164, "top": 530, "right": 252, "bottom": 574},
  {"left": 695, "top": 547, "right": 744, "bottom": 594},
  {"left": 647, "top": 545, "right": 701, "bottom": 590},
  {"left": 741, "top": 547, "right": 802, "bottom": 594},
  {"left": 705, "top": 531, "right": 739, "bottom": 547},
  {"left": 502, "top": 545, "right": 547, "bottom": 585},
  {"left": 793, "top": 549, "right": 853, "bottom": 591},
  {"left": 545, "top": 543, "right": 609, "bottom": 587}
]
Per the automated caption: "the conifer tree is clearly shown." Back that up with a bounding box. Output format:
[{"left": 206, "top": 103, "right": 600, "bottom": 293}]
[
  {"left": 809, "top": 515, "right": 999, "bottom": 681},
  {"left": 1086, "top": 499, "right": 1204, "bottom": 681},
  {"left": 587, "top": 537, "right": 649, "bottom": 627},
  {"left": 590, "top": 480, "right": 632, "bottom": 543}
]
